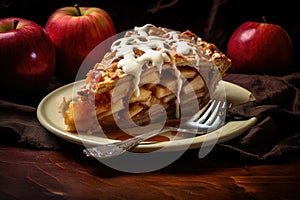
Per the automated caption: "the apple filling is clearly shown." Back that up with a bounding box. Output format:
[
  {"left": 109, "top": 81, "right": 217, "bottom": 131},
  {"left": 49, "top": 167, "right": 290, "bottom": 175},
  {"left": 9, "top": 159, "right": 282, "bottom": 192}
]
[{"left": 63, "top": 24, "right": 231, "bottom": 133}]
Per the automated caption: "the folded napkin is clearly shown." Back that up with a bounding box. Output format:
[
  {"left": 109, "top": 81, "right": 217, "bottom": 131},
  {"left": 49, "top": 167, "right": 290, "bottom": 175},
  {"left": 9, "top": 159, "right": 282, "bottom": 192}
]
[
  {"left": 0, "top": 100, "right": 64, "bottom": 149},
  {"left": 218, "top": 72, "right": 300, "bottom": 162},
  {"left": 1, "top": 73, "right": 300, "bottom": 163},
  {"left": 0, "top": 78, "right": 67, "bottom": 149}
]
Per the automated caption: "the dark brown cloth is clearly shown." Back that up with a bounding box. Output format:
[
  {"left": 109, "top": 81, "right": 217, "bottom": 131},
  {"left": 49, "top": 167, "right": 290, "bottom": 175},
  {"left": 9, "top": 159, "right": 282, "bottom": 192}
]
[
  {"left": 1, "top": 73, "right": 300, "bottom": 163},
  {"left": 218, "top": 73, "right": 300, "bottom": 162},
  {"left": 0, "top": 78, "right": 66, "bottom": 149},
  {"left": 0, "top": 100, "right": 64, "bottom": 149}
]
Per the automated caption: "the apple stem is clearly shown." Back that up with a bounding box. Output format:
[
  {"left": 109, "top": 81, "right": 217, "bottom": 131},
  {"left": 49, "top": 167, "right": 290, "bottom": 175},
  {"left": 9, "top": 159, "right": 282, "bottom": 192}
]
[
  {"left": 262, "top": 16, "right": 267, "bottom": 23},
  {"left": 74, "top": 4, "right": 82, "bottom": 16},
  {"left": 13, "top": 20, "right": 19, "bottom": 30}
]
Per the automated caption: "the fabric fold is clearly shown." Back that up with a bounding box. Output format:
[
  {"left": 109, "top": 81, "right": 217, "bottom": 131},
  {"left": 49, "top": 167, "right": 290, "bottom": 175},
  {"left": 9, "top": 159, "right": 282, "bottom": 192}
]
[
  {"left": 219, "top": 73, "right": 300, "bottom": 162},
  {"left": 0, "top": 100, "right": 63, "bottom": 149}
]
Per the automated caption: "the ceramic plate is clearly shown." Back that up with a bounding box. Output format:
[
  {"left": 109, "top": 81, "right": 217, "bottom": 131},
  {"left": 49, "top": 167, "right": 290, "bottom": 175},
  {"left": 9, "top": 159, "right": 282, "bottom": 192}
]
[{"left": 37, "top": 80, "right": 257, "bottom": 152}]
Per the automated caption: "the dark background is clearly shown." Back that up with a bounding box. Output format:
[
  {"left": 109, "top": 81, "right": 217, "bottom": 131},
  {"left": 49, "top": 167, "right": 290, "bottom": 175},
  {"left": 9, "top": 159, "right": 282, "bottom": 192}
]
[{"left": 1, "top": 0, "right": 299, "bottom": 71}]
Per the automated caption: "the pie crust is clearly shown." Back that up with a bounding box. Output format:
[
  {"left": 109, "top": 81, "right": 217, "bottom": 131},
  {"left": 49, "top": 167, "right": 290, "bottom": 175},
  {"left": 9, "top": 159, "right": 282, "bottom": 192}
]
[{"left": 63, "top": 24, "right": 231, "bottom": 133}]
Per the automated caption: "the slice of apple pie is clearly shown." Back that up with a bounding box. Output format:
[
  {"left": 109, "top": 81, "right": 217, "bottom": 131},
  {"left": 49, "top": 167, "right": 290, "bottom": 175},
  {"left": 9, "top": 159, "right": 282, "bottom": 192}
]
[{"left": 64, "top": 24, "right": 231, "bottom": 133}]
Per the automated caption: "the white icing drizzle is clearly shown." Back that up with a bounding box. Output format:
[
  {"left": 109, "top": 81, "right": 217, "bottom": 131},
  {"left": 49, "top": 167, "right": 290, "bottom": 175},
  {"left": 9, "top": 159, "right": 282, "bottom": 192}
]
[
  {"left": 176, "top": 41, "right": 192, "bottom": 54},
  {"left": 109, "top": 24, "right": 206, "bottom": 117},
  {"left": 118, "top": 49, "right": 171, "bottom": 96}
]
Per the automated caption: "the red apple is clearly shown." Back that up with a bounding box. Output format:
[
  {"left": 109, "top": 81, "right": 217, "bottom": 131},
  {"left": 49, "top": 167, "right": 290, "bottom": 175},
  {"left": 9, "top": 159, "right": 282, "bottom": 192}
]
[
  {"left": 227, "top": 19, "right": 293, "bottom": 74},
  {"left": 45, "top": 4, "right": 116, "bottom": 83},
  {"left": 0, "top": 17, "right": 56, "bottom": 94}
]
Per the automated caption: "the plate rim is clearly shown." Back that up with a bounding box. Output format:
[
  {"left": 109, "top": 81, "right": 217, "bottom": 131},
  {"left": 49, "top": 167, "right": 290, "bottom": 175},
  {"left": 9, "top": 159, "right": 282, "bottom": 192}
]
[{"left": 37, "top": 80, "right": 257, "bottom": 152}]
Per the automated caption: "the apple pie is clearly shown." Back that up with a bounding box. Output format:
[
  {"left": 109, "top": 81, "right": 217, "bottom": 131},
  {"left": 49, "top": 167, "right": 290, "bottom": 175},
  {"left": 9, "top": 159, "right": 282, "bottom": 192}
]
[{"left": 63, "top": 24, "right": 231, "bottom": 133}]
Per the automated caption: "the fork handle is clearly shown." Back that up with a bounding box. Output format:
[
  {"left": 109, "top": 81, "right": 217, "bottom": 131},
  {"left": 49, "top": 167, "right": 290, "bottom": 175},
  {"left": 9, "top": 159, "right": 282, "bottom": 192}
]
[{"left": 83, "top": 127, "right": 174, "bottom": 159}]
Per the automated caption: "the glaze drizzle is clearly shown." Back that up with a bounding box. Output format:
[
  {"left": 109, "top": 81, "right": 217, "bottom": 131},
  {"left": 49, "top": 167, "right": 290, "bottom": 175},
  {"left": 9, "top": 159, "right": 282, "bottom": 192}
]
[{"left": 110, "top": 24, "right": 207, "bottom": 98}]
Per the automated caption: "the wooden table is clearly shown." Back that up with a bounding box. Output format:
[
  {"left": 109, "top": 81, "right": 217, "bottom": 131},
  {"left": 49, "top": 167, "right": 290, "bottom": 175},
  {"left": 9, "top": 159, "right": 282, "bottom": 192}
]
[{"left": 1, "top": 144, "right": 299, "bottom": 199}]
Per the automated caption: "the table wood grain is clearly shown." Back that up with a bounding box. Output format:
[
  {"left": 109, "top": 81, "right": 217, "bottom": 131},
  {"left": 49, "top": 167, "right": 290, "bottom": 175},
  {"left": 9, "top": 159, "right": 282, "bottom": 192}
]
[{"left": 0, "top": 144, "right": 299, "bottom": 199}]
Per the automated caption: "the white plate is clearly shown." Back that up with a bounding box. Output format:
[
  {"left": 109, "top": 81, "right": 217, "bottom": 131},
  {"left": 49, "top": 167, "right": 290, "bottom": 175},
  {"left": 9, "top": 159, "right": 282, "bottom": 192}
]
[{"left": 37, "top": 80, "right": 257, "bottom": 152}]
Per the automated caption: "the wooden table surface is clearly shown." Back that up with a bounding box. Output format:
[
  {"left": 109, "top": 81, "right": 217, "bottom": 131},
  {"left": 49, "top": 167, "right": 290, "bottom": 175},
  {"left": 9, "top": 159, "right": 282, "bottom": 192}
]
[{"left": 1, "top": 144, "right": 299, "bottom": 199}]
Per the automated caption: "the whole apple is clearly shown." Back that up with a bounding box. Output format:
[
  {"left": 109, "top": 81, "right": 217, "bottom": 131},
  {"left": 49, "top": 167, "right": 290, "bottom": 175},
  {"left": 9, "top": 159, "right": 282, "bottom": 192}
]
[
  {"left": 45, "top": 4, "right": 116, "bottom": 83},
  {"left": 227, "top": 20, "right": 293, "bottom": 74},
  {"left": 0, "top": 17, "right": 56, "bottom": 94}
]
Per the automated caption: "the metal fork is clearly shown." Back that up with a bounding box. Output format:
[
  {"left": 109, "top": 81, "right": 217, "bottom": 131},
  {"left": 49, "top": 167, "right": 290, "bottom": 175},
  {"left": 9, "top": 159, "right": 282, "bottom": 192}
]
[{"left": 83, "top": 99, "right": 226, "bottom": 159}]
